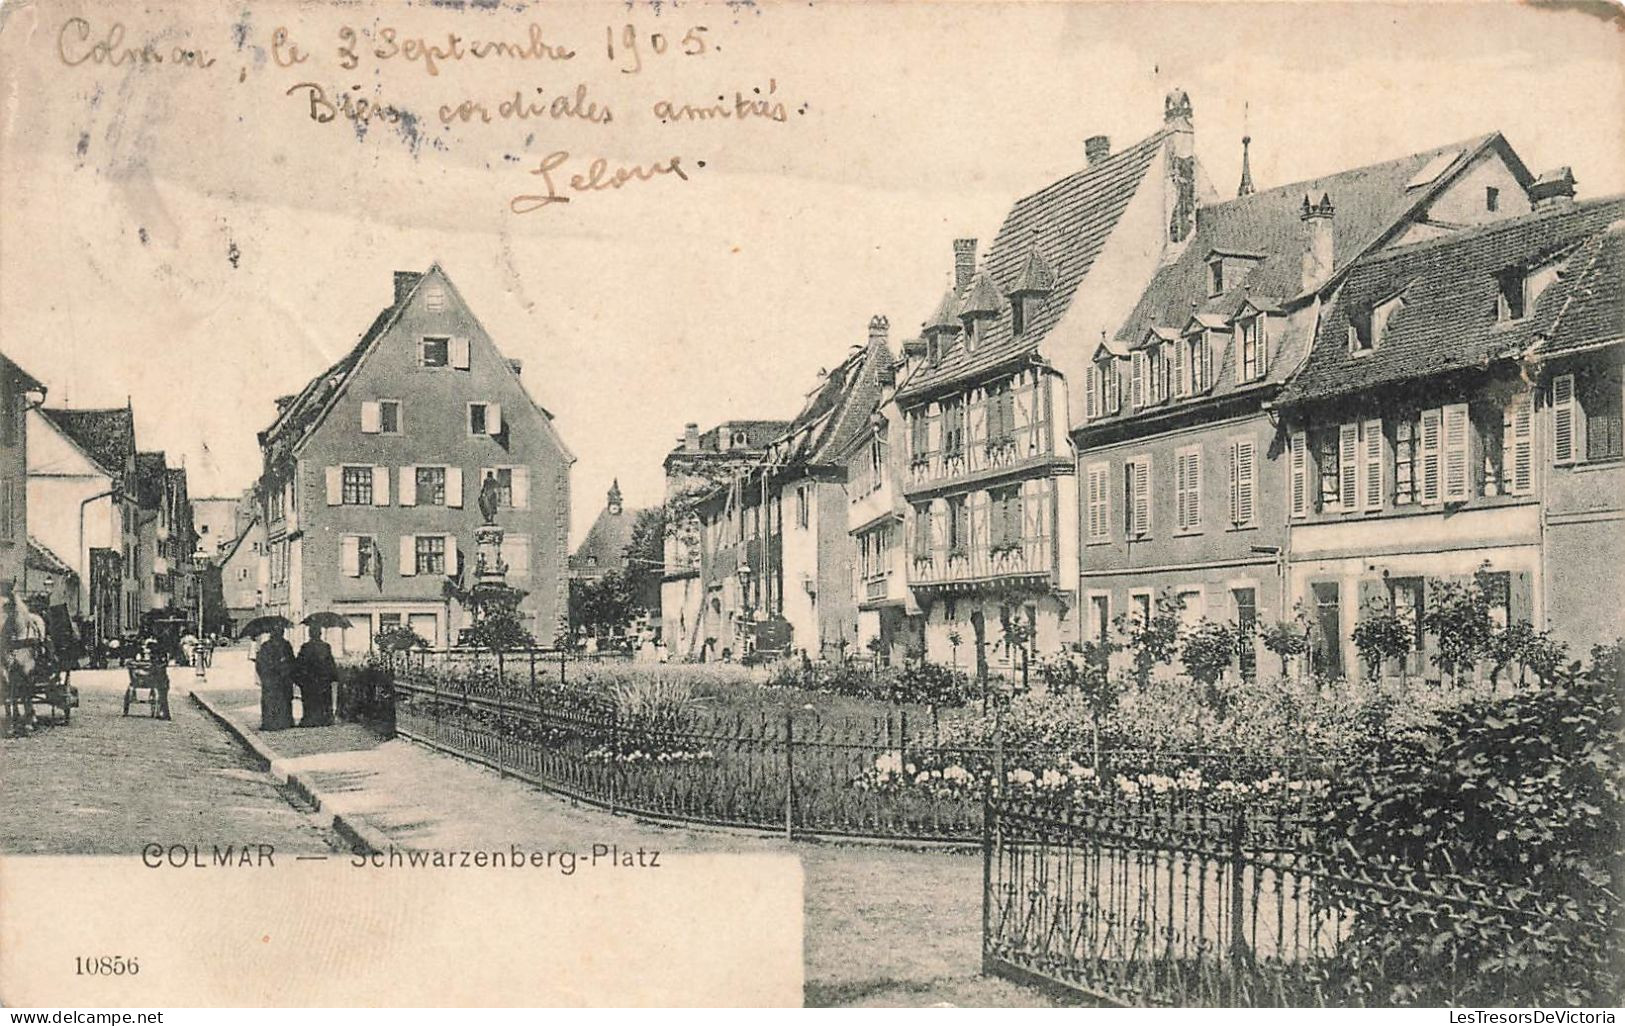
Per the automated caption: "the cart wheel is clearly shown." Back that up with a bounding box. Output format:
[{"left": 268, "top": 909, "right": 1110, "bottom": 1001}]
[{"left": 122, "top": 689, "right": 132, "bottom": 716}]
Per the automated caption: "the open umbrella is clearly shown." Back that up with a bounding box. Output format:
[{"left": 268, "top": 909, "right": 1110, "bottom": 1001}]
[
  {"left": 302, "top": 612, "right": 353, "bottom": 630},
  {"left": 238, "top": 615, "right": 293, "bottom": 639}
]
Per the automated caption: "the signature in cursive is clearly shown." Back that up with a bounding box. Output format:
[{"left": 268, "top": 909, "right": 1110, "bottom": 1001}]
[{"left": 510, "top": 150, "right": 691, "bottom": 213}]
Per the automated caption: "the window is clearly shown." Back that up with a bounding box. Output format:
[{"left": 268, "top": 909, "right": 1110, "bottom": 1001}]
[
  {"left": 1232, "top": 587, "right": 1258, "bottom": 679},
  {"left": 1208, "top": 257, "right": 1225, "bottom": 297},
  {"left": 989, "top": 486, "right": 1022, "bottom": 553},
  {"left": 1175, "top": 446, "right": 1202, "bottom": 531},
  {"left": 483, "top": 468, "right": 515, "bottom": 508},
  {"left": 1485, "top": 186, "right": 1499, "bottom": 212},
  {"left": 1085, "top": 462, "right": 1110, "bottom": 542},
  {"left": 1148, "top": 345, "right": 1170, "bottom": 404},
  {"left": 1311, "top": 581, "right": 1343, "bottom": 678},
  {"left": 1583, "top": 367, "right": 1624, "bottom": 461},
  {"left": 794, "top": 485, "right": 809, "bottom": 529},
  {"left": 1123, "top": 455, "right": 1151, "bottom": 538},
  {"left": 1175, "top": 587, "right": 1204, "bottom": 627},
  {"left": 379, "top": 400, "right": 400, "bottom": 434},
  {"left": 1393, "top": 417, "right": 1419, "bottom": 504},
  {"left": 341, "top": 466, "right": 373, "bottom": 505},
  {"left": 467, "top": 402, "right": 504, "bottom": 437},
  {"left": 1131, "top": 351, "right": 1146, "bottom": 408},
  {"left": 1359, "top": 418, "right": 1384, "bottom": 511},
  {"left": 926, "top": 335, "right": 941, "bottom": 368},
  {"left": 421, "top": 337, "right": 450, "bottom": 367},
  {"left": 1389, "top": 577, "right": 1425, "bottom": 652},
  {"left": 501, "top": 534, "right": 532, "bottom": 576},
  {"left": 985, "top": 383, "right": 1015, "bottom": 444},
  {"left": 1314, "top": 431, "right": 1340, "bottom": 511},
  {"left": 1227, "top": 439, "right": 1256, "bottom": 527},
  {"left": 867, "top": 435, "right": 885, "bottom": 494},
  {"left": 1348, "top": 309, "right": 1373, "bottom": 353},
  {"left": 909, "top": 412, "right": 931, "bottom": 465},
  {"left": 1129, "top": 591, "right": 1152, "bottom": 628},
  {"left": 941, "top": 399, "right": 966, "bottom": 458},
  {"left": 1010, "top": 298, "right": 1026, "bottom": 337},
  {"left": 1238, "top": 316, "right": 1265, "bottom": 382},
  {"left": 1442, "top": 402, "right": 1471, "bottom": 502},
  {"left": 341, "top": 536, "right": 377, "bottom": 578},
  {"left": 1496, "top": 269, "right": 1526, "bottom": 322},
  {"left": 912, "top": 504, "right": 932, "bottom": 560},
  {"left": 414, "top": 535, "right": 446, "bottom": 575},
  {"left": 377, "top": 613, "right": 402, "bottom": 633},
  {"left": 415, "top": 466, "right": 447, "bottom": 506},
  {"left": 1289, "top": 431, "right": 1309, "bottom": 518},
  {"left": 1087, "top": 595, "right": 1110, "bottom": 644},
  {"left": 946, "top": 496, "right": 969, "bottom": 554},
  {"left": 731, "top": 430, "right": 749, "bottom": 446},
  {"left": 0, "top": 480, "right": 14, "bottom": 542},
  {"left": 1101, "top": 361, "right": 1121, "bottom": 415}
]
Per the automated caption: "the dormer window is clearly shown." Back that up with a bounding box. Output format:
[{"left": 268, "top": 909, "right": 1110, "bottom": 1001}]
[
  {"left": 1351, "top": 294, "right": 1401, "bottom": 352},
  {"left": 1496, "top": 269, "right": 1526, "bottom": 322},
  {"left": 1208, "top": 258, "right": 1225, "bottom": 297},
  {"left": 1238, "top": 315, "right": 1267, "bottom": 382},
  {"left": 927, "top": 335, "right": 942, "bottom": 367},
  {"left": 1011, "top": 300, "right": 1026, "bottom": 337}
]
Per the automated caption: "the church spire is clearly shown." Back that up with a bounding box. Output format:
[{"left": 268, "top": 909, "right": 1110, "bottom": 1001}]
[
  {"left": 607, "top": 478, "right": 623, "bottom": 515},
  {"left": 1237, "top": 134, "right": 1255, "bottom": 198}
]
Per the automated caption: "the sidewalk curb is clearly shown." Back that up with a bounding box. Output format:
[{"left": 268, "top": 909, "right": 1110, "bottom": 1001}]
[{"left": 190, "top": 690, "right": 394, "bottom": 857}]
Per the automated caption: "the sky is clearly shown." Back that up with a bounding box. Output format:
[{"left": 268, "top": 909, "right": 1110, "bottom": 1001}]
[{"left": 2, "top": 0, "right": 1622, "bottom": 543}]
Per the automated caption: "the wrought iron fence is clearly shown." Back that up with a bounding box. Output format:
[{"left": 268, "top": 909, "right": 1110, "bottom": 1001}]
[
  {"left": 982, "top": 796, "right": 1624, "bottom": 1006},
  {"left": 381, "top": 658, "right": 1329, "bottom": 842}
]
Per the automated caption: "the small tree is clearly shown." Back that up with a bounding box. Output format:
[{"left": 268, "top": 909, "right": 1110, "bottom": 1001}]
[
  {"left": 1262, "top": 607, "right": 1311, "bottom": 679},
  {"left": 1039, "top": 646, "right": 1120, "bottom": 773},
  {"left": 946, "top": 629, "right": 963, "bottom": 670},
  {"left": 1115, "top": 593, "right": 1182, "bottom": 686},
  {"left": 1421, "top": 572, "right": 1497, "bottom": 686},
  {"left": 1001, "top": 617, "right": 1036, "bottom": 698},
  {"left": 1353, "top": 609, "right": 1412, "bottom": 683},
  {"left": 1488, "top": 622, "right": 1569, "bottom": 689}
]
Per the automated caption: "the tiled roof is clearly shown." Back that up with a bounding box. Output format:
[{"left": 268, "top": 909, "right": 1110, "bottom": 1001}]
[
  {"left": 768, "top": 334, "right": 893, "bottom": 469},
  {"left": 1530, "top": 217, "right": 1625, "bottom": 359},
  {"left": 25, "top": 536, "right": 76, "bottom": 578},
  {"left": 1, "top": 354, "right": 44, "bottom": 395},
  {"left": 1279, "top": 197, "right": 1625, "bottom": 405},
  {"left": 135, "top": 451, "right": 167, "bottom": 509},
  {"left": 570, "top": 504, "right": 642, "bottom": 574},
  {"left": 898, "top": 129, "right": 1171, "bottom": 400},
  {"left": 39, "top": 407, "right": 133, "bottom": 478},
  {"left": 1009, "top": 248, "right": 1057, "bottom": 295},
  {"left": 259, "top": 301, "right": 397, "bottom": 467},
  {"left": 1116, "top": 133, "right": 1513, "bottom": 350}
]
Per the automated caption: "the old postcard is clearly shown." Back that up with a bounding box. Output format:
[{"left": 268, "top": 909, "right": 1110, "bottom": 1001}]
[{"left": 0, "top": 0, "right": 1621, "bottom": 1011}]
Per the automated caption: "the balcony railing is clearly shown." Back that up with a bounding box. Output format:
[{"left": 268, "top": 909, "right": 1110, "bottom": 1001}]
[
  {"left": 863, "top": 575, "right": 891, "bottom": 601},
  {"left": 907, "top": 537, "right": 1053, "bottom": 588}
]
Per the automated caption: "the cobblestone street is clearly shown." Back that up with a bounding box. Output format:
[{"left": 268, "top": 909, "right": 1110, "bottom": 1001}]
[{"left": 0, "top": 662, "right": 334, "bottom": 856}]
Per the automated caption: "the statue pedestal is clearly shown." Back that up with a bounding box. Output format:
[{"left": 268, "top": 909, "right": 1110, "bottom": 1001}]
[{"left": 474, "top": 524, "right": 507, "bottom": 585}]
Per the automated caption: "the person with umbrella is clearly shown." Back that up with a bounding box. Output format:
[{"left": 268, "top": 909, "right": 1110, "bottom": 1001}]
[
  {"left": 295, "top": 613, "right": 346, "bottom": 727},
  {"left": 245, "top": 615, "right": 296, "bottom": 731}
]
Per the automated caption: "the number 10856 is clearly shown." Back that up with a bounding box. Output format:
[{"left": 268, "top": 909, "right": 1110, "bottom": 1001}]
[{"left": 76, "top": 955, "right": 140, "bottom": 975}]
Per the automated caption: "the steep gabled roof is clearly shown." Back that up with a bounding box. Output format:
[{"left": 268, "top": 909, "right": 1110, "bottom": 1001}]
[
  {"left": 1116, "top": 133, "right": 1516, "bottom": 350},
  {"left": 1, "top": 354, "right": 44, "bottom": 396},
  {"left": 25, "top": 536, "right": 76, "bottom": 578},
  {"left": 570, "top": 505, "right": 643, "bottom": 574},
  {"left": 134, "top": 452, "right": 167, "bottom": 510},
  {"left": 1279, "top": 197, "right": 1625, "bottom": 405},
  {"left": 898, "top": 128, "right": 1172, "bottom": 400},
  {"left": 767, "top": 334, "right": 894, "bottom": 471},
  {"left": 39, "top": 407, "right": 133, "bottom": 478}
]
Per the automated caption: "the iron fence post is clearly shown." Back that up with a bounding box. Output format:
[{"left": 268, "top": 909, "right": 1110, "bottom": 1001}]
[
  {"left": 608, "top": 705, "right": 619, "bottom": 815},
  {"left": 783, "top": 707, "right": 795, "bottom": 839},
  {"left": 1229, "top": 806, "right": 1248, "bottom": 998},
  {"left": 529, "top": 648, "right": 537, "bottom": 689},
  {"left": 981, "top": 789, "right": 994, "bottom": 972}
]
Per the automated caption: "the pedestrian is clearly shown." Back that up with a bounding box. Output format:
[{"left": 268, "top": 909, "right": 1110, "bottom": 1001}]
[
  {"left": 143, "top": 638, "right": 172, "bottom": 720},
  {"left": 254, "top": 626, "right": 296, "bottom": 731},
  {"left": 294, "top": 625, "right": 337, "bottom": 727}
]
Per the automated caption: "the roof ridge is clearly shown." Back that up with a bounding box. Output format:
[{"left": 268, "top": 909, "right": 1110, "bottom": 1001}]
[
  {"left": 1357, "top": 194, "right": 1625, "bottom": 264},
  {"left": 1206, "top": 132, "right": 1499, "bottom": 215}
]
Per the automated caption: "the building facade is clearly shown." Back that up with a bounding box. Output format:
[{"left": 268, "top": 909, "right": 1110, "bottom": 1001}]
[
  {"left": 660, "top": 420, "right": 787, "bottom": 659},
  {"left": 1075, "top": 131, "right": 1538, "bottom": 676},
  {"left": 0, "top": 355, "right": 45, "bottom": 597},
  {"left": 1277, "top": 190, "right": 1624, "bottom": 675},
  {"left": 893, "top": 92, "right": 1209, "bottom": 667},
  {"left": 256, "top": 263, "right": 574, "bottom": 653},
  {"left": 26, "top": 404, "right": 142, "bottom": 638}
]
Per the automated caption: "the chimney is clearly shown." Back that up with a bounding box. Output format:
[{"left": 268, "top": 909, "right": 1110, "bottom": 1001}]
[
  {"left": 1300, "top": 193, "right": 1336, "bottom": 290},
  {"left": 393, "top": 271, "right": 421, "bottom": 306},
  {"left": 683, "top": 422, "right": 700, "bottom": 452},
  {"left": 953, "top": 238, "right": 978, "bottom": 290},
  {"left": 1085, "top": 135, "right": 1111, "bottom": 166},
  {"left": 868, "top": 314, "right": 889, "bottom": 346},
  {"left": 1164, "top": 89, "right": 1196, "bottom": 243},
  {"left": 507, "top": 358, "right": 523, "bottom": 378},
  {"left": 1530, "top": 167, "right": 1577, "bottom": 212}
]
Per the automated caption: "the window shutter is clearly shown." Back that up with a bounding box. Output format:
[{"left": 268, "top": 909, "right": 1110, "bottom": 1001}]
[
  {"left": 1339, "top": 423, "right": 1358, "bottom": 509},
  {"left": 325, "top": 467, "right": 342, "bottom": 506},
  {"left": 1361, "top": 418, "right": 1384, "bottom": 511},
  {"left": 1107, "top": 364, "right": 1121, "bottom": 413},
  {"left": 360, "top": 401, "right": 381, "bottom": 433},
  {"left": 400, "top": 536, "right": 416, "bottom": 576},
  {"left": 372, "top": 465, "right": 391, "bottom": 506},
  {"left": 1173, "top": 340, "right": 1187, "bottom": 397},
  {"left": 1131, "top": 353, "right": 1145, "bottom": 408},
  {"left": 445, "top": 535, "right": 459, "bottom": 576},
  {"left": 1551, "top": 374, "right": 1575, "bottom": 464},
  {"left": 1257, "top": 316, "right": 1270, "bottom": 378},
  {"left": 1201, "top": 336, "right": 1213, "bottom": 392},
  {"left": 450, "top": 336, "right": 471, "bottom": 370},
  {"left": 1085, "top": 466, "right": 1099, "bottom": 540},
  {"left": 1508, "top": 570, "right": 1534, "bottom": 626},
  {"left": 399, "top": 466, "right": 417, "bottom": 507},
  {"left": 488, "top": 403, "right": 503, "bottom": 436},
  {"left": 1175, "top": 452, "right": 1191, "bottom": 529},
  {"left": 1289, "top": 432, "right": 1308, "bottom": 519},
  {"left": 1420, "top": 408, "right": 1443, "bottom": 504},
  {"left": 1134, "top": 457, "right": 1152, "bottom": 537},
  {"left": 446, "top": 466, "right": 464, "bottom": 508},
  {"left": 512, "top": 467, "right": 530, "bottom": 510},
  {"left": 1084, "top": 368, "right": 1098, "bottom": 420},
  {"left": 1442, "top": 402, "right": 1470, "bottom": 502},
  {"left": 341, "top": 536, "right": 360, "bottom": 577},
  {"left": 1227, "top": 443, "right": 1239, "bottom": 525},
  {"left": 1505, "top": 394, "right": 1533, "bottom": 495},
  {"left": 505, "top": 535, "right": 531, "bottom": 576},
  {"left": 1236, "top": 439, "right": 1255, "bottom": 526}
]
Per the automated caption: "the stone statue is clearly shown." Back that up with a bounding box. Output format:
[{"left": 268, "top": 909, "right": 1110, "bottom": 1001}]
[{"left": 478, "top": 471, "right": 502, "bottom": 525}]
